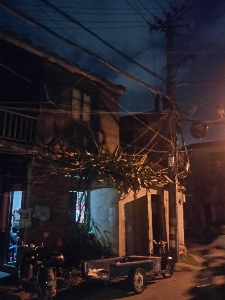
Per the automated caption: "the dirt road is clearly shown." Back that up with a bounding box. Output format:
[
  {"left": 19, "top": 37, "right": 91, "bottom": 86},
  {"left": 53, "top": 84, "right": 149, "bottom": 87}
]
[
  {"left": 0, "top": 268, "right": 220, "bottom": 300},
  {"left": 1, "top": 262, "right": 225, "bottom": 300}
]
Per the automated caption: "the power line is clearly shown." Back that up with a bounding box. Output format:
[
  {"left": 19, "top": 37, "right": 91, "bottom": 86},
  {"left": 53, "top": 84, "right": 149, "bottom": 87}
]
[
  {"left": 5, "top": 19, "right": 150, "bottom": 24},
  {"left": 15, "top": 3, "right": 167, "bottom": 11},
  {"left": 152, "top": 0, "right": 167, "bottom": 13},
  {"left": 38, "top": 0, "right": 167, "bottom": 84},
  {"left": 89, "top": 79, "right": 172, "bottom": 145},
  {"left": 0, "top": 23, "right": 149, "bottom": 30},
  {"left": 124, "top": 0, "right": 153, "bottom": 23},
  {"left": 1, "top": 4, "right": 170, "bottom": 99},
  {"left": 11, "top": 8, "right": 164, "bottom": 16},
  {"left": 1, "top": 30, "right": 173, "bottom": 149},
  {"left": 0, "top": 2, "right": 192, "bottom": 150},
  {"left": 134, "top": 0, "right": 157, "bottom": 19}
]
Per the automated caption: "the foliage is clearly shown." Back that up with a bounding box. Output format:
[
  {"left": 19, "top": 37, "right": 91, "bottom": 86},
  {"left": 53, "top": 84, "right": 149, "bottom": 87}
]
[
  {"left": 60, "top": 218, "right": 113, "bottom": 267},
  {"left": 179, "top": 252, "right": 199, "bottom": 266},
  {"left": 38, "top": 146, "right": 171, "bottom": 195}
]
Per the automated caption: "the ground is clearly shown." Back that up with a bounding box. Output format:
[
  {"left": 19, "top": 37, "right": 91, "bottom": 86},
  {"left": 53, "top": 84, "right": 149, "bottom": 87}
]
[{"left": 1, "top": 243, "right": 225, "bottom": 300}]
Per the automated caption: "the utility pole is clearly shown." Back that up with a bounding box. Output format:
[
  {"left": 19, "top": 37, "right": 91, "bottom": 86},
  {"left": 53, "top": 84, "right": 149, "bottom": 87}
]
[{"left": 150, "top": 4, "right": 191, "bottom": 262}]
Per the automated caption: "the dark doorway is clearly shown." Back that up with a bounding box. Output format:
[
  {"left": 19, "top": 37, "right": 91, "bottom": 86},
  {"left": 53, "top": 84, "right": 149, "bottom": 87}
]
[
  {"left": 152, "top": 194, "right": 167, "bottom": 243},
  {"left": 124, "top": 195, "right": 149, "bottom": 256}
]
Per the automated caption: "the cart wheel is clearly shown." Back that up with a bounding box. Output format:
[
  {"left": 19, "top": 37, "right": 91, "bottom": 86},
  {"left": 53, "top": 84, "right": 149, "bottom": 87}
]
[
  {"left": 129, "top": 267, "right": 146, "bottom": 294},
  {"left": 162, "top": 260, "right": 174, "bottom": 278}
]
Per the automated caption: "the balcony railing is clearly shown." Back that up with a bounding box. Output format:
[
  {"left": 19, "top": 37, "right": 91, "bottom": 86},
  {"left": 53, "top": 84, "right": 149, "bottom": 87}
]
[{"left": 0, "top": 108, "right": 37, "bottom": 144}]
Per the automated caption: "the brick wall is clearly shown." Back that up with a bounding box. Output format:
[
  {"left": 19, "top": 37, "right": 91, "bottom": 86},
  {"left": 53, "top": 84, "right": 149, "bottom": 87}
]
[{"left": 25, "top": 161, "right": 78, "bottom": 249}]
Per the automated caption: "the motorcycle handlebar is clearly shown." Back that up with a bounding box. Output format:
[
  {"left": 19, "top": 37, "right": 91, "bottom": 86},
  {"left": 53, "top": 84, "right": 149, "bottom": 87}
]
[
  {"left": 153, "top": 240, "right": 167, "bottom": 245},
  {"left": 17, "top": 230, "right": 49, "bottom": 248},
  {"left": 17, "top": 238, "right": 46, "bottom": 250},
  {"left": 18, "top": 243, "right": 28, "bottom": 248}
]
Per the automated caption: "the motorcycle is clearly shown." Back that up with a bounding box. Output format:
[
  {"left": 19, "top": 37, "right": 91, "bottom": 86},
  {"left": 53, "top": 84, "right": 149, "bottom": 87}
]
[
  {"left": 152, "top": 239, "right": 174, "bottom": 273},
  {"left": 18, "top": 232, "right": 64, "bottom": 300},
  {"left": 153, "top": 239, "right": 169, "bottom": 256}
]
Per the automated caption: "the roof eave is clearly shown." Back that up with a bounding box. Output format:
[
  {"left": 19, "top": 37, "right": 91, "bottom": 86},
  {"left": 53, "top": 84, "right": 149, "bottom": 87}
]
[{"left": 0, "top": 29, "right": 126, "bottom": 96}]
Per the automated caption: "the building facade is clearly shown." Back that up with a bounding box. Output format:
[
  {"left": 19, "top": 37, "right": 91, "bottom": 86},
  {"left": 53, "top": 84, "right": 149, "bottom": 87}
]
[
  {"left": 184, "top": 140, "right": 225, "bottom": 235},
  {"left": 0, "top": 29, "right": 125, "bottom": 271},
  {"left": 0, "top": 29, "right": 186, "bottom": 274},
  {"left": 120, "top": 112, "right": 185, "bottom": 255}
]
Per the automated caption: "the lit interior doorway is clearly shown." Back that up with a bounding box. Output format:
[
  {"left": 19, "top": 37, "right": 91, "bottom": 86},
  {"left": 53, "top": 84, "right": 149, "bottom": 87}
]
[
  {"left": 68, "top": 191, "right": 86, "bottom": 224},
  {"left": 6, "top": 191, "right": 22, "bottom": 266}
]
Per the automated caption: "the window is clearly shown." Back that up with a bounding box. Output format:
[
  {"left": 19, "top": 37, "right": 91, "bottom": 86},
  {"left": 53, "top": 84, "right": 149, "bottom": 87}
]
[
  {"left": 72, "top": 88, "right": 90, "bottom": 122},
  {"left": 68, "top": 191, "right": 87, "bottom": 224}
]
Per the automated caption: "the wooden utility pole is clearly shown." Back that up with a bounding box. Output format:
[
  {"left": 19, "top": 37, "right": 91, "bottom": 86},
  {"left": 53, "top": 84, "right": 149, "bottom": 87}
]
[
  {"left": 150, "top": 4, "right": 191, "bottom": 262},
  {"left": 166, "top": 15, "right": 178, "bottom": 262}
]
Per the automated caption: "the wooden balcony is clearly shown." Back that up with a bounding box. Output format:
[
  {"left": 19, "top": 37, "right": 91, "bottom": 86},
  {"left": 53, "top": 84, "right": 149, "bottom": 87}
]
[{"left": 0, "top": 108, "right": 37, "bottom": 144}]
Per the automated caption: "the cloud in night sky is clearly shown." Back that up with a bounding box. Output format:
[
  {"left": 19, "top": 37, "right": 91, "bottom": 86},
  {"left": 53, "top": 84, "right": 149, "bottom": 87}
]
[{"left": 1, "top": 0, "right": 225, "bottom": 144}]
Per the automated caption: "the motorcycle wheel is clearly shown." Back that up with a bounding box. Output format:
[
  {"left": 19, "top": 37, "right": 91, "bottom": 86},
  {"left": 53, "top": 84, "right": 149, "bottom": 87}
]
[
  {"left": 162, "top": 260, "right": 174, "bottom": 278},
  {"left": 129, "top": 267, "right": 146, "bottom": 294}
]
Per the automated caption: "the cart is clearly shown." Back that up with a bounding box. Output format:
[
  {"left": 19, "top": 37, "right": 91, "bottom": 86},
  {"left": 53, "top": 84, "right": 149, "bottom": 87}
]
[{"left": 82, "top": 255, "right": 174, "bottom": 294}]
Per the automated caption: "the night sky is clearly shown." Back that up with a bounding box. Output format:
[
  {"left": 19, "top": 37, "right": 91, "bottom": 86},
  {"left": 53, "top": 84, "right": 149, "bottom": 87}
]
[{"left": 1, "top": 0, "right": 225, "bottom": 145}]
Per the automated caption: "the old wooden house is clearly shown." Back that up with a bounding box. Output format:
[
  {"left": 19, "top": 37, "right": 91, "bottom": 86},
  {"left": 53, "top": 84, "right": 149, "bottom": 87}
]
[
  {"left": 0, "top": 29, "right": 185, "bottom": 273},
  {"left": 0, "top": 29, "right": 127, "bottom": 271}
]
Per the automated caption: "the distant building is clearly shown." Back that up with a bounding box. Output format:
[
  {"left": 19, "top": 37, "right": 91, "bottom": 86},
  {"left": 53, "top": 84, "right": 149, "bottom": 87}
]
[{"left": 184, "top": 140, "right": 225, "bottom": 234}]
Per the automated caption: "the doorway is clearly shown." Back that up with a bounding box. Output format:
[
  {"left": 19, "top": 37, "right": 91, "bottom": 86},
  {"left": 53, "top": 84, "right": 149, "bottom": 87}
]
[
  {"left": 151, "top": 194, "right": 167, "bottom": 253},
  {"left": 6, "top": 191, "right": 22, "bottom": 266},
  {"left": 124, "top": 195, "right": 149, "bottom": 256}
]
